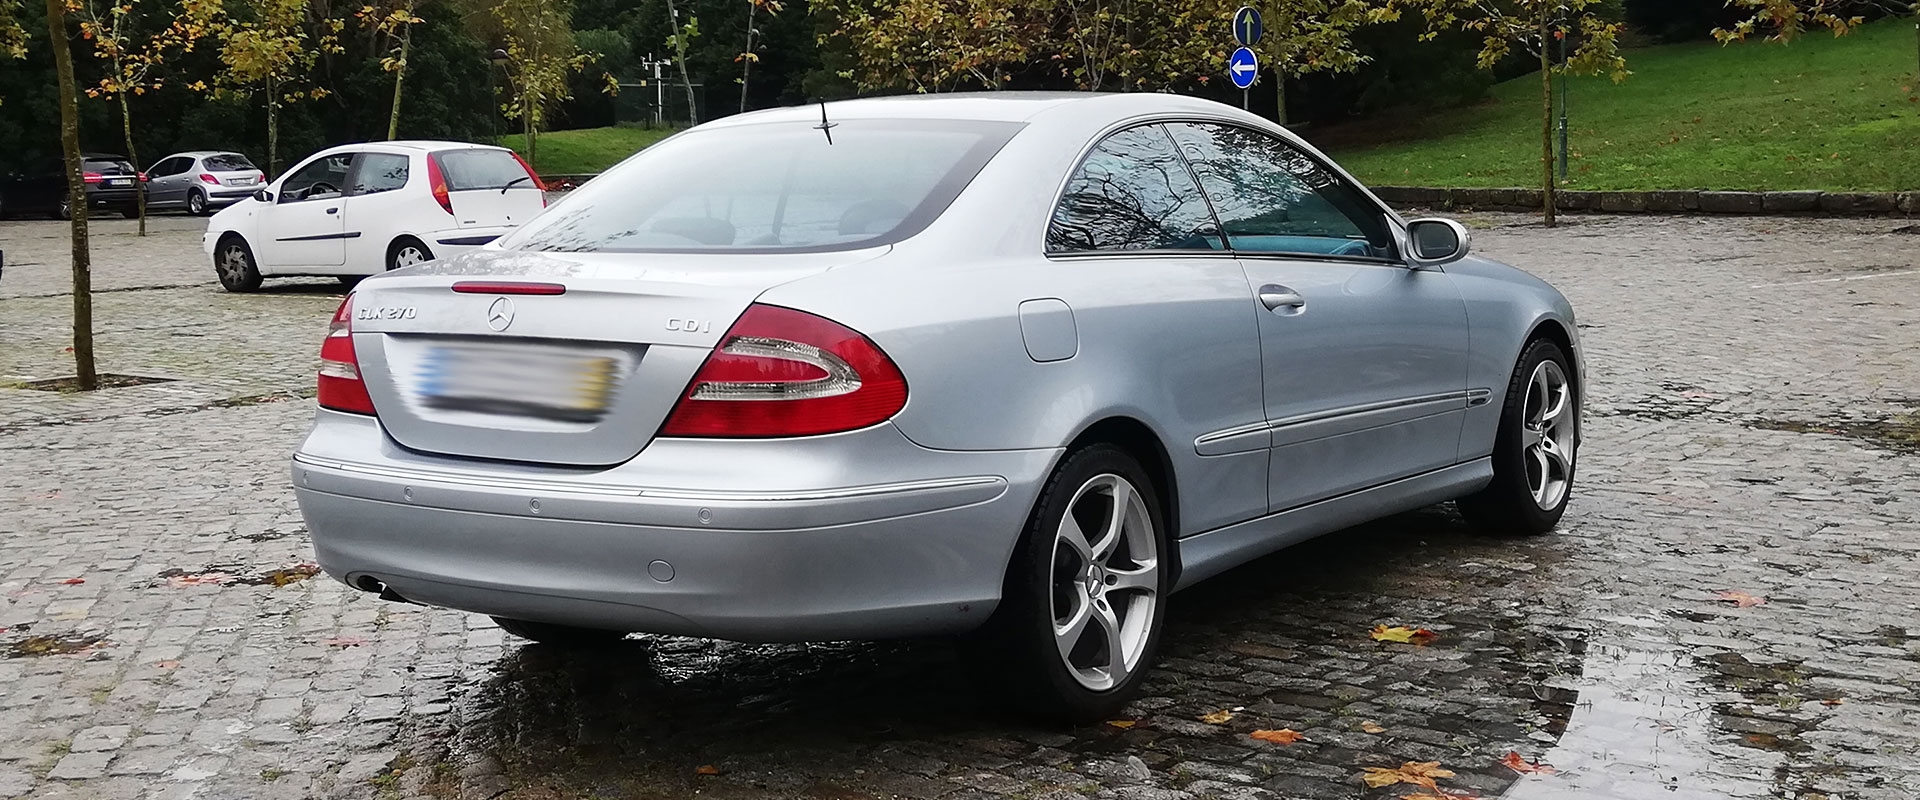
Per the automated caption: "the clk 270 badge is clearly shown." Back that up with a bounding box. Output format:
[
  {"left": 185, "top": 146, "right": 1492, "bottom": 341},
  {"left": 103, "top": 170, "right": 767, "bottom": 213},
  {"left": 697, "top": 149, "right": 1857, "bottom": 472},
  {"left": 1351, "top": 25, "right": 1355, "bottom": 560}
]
[{"left": 357, "top": 307, "right": 417, "bottom": 321}]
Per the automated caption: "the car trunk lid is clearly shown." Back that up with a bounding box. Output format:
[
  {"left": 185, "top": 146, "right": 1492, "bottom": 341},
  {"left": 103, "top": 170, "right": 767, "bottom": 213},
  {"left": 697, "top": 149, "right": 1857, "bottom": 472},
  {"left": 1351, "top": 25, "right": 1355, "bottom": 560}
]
[
  {"left": 345, "top": 246, "right": 884, "bottom": 466},
  {"left": 432, "top": 148, "right": 547, "bottom": 230}
]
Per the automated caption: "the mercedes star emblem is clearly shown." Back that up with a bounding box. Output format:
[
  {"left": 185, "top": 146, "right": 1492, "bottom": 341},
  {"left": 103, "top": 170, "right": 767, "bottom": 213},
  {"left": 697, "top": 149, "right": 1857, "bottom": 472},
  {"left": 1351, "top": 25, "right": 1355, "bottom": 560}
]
[{"left": 486, "top": 297, "right": 515, "bottom": 332}]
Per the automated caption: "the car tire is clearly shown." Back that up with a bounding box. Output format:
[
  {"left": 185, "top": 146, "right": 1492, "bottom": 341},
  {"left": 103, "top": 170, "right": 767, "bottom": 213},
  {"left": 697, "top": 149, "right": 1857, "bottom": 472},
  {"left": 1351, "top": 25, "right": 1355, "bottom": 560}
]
[
  {"left": 387, "top": 237, "right": 434, "bottom": 271},
  {"left": 491, "top": 616, "right": 629, "bottom": 646},
  {"left": 55, "top": 197, "right": 71, "bottom": 220},
  {"left": 1457, "top": 338, "right": 1578, "bottom": 536},
  {"left": 214, "top": 236, "right": 263, "bottom": 293},
  {"left": 187, "top": 190, "right": 208, "bottom": 216},
  {"left": 975, "top": 443, "right": 1169, "bottom": 723}
]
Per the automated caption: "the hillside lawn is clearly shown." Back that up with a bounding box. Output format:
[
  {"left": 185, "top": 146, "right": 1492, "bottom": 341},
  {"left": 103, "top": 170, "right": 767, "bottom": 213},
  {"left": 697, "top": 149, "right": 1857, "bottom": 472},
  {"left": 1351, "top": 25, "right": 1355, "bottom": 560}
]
[
  {"left": 512, "top": 21, "right": 1917, "bottom": 192},
  {"left": 501, "top": 126, "right": 678, "bottom": 176},
  {"left": 1320, "top": 19, "right": 1920, "bottom": 192}
]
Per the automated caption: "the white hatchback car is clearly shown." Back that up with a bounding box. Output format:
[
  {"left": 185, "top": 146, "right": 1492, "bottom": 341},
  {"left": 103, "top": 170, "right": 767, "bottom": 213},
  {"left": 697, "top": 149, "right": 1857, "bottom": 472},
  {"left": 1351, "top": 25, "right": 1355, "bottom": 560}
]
[{"left": 203, "top": 141, "right": 547, "bottom": 291}]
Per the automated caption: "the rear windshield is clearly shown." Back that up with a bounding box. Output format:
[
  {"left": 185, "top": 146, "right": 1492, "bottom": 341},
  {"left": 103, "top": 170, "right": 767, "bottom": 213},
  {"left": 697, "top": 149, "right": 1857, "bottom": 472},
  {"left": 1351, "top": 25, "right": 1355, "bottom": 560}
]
[
  {"left": 499, "top": 119, "right": 1022, "bottom": 254},
  {"left": 84, "top": 158, "right": 134, "bottom": 175},
  {"left": 436, "top": 149, "right": 532, "bottom": 191},
  {"left": 203, "top": 154, "right": 255, "bottom": 171}
]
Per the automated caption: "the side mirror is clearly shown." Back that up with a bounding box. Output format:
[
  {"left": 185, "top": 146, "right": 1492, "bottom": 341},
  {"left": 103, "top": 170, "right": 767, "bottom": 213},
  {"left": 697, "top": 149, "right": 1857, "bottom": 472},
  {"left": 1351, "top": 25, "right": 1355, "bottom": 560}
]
[
  {"left": 1405, "top": 218, "right": 1471, "bottom": 266},
  {"left": 253, "top": 189, "right": 274, "bottom": 203}
]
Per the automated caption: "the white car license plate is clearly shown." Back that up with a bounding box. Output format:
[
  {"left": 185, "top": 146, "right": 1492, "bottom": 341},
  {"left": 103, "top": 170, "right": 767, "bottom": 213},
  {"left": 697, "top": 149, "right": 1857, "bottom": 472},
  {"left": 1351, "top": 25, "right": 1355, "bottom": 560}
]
[
  {"left": 416, "top": 341, "right": 625, "bottom": 423},
  {"left": 227, "top": 177, "right": 256, "bottom": 186},
  {"left": 107, "top": 179, "right": 132, "bottom": 187}
]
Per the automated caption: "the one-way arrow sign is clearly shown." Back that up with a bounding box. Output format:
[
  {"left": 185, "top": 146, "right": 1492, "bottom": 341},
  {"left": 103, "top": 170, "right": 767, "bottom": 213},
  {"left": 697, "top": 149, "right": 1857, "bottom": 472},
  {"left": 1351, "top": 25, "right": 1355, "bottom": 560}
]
[{"left": 1228, "top": 46, "right": 1258, "bottom": 89}]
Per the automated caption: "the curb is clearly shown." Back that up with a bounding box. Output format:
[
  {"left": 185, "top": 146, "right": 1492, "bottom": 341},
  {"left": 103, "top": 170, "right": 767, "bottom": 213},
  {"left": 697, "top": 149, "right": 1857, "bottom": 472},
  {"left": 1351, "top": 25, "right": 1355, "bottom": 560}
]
[{"left": 1370, "top": 186, "right": 1920, "bottom": 217}]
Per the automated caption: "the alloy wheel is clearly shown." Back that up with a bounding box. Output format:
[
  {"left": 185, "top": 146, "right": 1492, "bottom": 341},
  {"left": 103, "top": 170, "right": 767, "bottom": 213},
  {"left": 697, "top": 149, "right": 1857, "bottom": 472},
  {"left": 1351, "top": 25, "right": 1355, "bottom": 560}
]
[
  {"left": 1050, "top": 473, "right": 1158, "bottom": 692},
  {"left": 1521, "top": 359, "right": 1576, "bottom": 510},
  {"left": 188, "top": 192, "right": 206, "bottom": 215}
]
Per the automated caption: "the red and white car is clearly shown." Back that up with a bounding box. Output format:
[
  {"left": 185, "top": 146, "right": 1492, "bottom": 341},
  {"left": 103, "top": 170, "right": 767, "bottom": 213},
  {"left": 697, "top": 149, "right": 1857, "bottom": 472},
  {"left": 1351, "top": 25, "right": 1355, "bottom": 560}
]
[{"left": 203, "top": 141, "right": 548, "bottom": 291}]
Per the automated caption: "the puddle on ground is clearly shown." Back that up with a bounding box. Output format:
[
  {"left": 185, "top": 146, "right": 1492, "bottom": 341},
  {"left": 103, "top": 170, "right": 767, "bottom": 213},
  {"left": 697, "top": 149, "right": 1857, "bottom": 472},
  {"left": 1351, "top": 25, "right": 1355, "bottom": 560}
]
[{"left": 1751, "top": 413, "right": 1920, "bottom": 455}]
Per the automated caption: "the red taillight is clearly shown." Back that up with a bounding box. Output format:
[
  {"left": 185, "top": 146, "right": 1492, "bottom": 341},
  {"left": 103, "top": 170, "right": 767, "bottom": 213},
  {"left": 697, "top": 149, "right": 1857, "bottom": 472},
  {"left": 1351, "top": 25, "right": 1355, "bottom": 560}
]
[
  {"left": 426, "top": 155, "right": 453, "bottom": 215},
  {"left": 658, "top": 304, "right": 908, "bottom": 438},
  {"left": 509, "top": 151, "right": 546, "bottom": 192},
  {"left": 450, "top": 281, "right": 565, "bottom": 295},
  {"left": 137, "top": 172, "right": 147, "bottom": 183},
  {"left": 317, "top": 296, "right": 377, "bottom": 416},
  {"left": 82, "top": 172, "right": 103, "bottom": 184},
  {"left": 198, "top": 173, "right": 219, "bottom": 185}
]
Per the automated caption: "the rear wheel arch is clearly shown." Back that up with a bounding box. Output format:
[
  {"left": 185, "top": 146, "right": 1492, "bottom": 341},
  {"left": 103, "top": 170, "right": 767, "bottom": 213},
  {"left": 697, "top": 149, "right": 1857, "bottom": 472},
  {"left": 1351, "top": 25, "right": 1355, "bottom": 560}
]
[
  {"left": 387, "top": 235, "right": 434, "bottom": 271},
  {"left": 1059, "top": 416, "right": 1183, "bottom": 587}
]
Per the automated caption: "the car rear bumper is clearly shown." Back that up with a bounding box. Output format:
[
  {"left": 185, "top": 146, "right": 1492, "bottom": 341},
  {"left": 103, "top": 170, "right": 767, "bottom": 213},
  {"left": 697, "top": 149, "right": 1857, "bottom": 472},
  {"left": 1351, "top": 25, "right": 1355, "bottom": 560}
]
[
  {"left": 86, "top": 188, "right": 138, "bottom": 206},
  {"left": 293, "top": 410, "right": 1057, "bottom": 642}
]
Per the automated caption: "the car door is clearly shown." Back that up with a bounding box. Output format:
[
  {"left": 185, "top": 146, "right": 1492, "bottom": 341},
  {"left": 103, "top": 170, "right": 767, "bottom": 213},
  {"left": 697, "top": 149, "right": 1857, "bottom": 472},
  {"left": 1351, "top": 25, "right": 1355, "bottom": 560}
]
[
  {"left": 259, "top": 153, "right": 352, "bottom": 268},
  {"left": 1164, "top": 121, "right": 1470, "bottom": 512},
  {"left": 147, "top": 157, "right": 183, "bottom": 207},
  {"left": 1044, "top": 123, "right": 1271, "bottom": 534}
]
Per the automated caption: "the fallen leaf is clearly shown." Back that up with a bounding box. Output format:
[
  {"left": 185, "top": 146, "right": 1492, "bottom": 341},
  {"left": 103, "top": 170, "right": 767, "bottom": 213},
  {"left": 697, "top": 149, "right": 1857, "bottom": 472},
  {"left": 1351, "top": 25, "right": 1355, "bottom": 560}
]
[
  {"left": 1250, "top": 728, "right": 1304, "bottom": 744},
  {"left": 322, "top": 636, "right": 366, "bottom": 648},
  {"left": 166, "top": 572, "right": 234, "bottom": 588},
  {"left": 1715, "top": 590, "right": 1768, "bottom": 608},
  {"left": 1105, "top": 719, "right": 1137, "bottom": 729},
  {"left": 1821, "top": 698, "right": 1844, "bottom": 707},
  {"left": 1361, "top": 721, "right": 1387, "bottom": 734},
  {"left": 694, "top": 765, "right": 720, "bottom": 776},
  {"left": 59, "top": 578, "right": 85, "bottom": 585},
  {"left": 1370, "top": 624, "right": 1439, "bottom": 645},
  {"left": 1362, "top": 762, "right": 1456, "bottom": 790},
  {"left": 1199, "top": 709, "right": 1235, "bottom": 724},
  {"left": 153, "top": 660, "right": 180, "bottom": 670},
  {"left": 1500, "top": 751, "right": 1556, "bottom": 775}
]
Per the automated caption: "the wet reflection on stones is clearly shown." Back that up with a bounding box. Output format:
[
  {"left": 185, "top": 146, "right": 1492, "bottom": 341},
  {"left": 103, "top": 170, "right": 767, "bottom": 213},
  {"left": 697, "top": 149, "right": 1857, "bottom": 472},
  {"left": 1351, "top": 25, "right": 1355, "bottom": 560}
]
[{"left": 434, "top": 508, "right": 1593, "bottom": 799}]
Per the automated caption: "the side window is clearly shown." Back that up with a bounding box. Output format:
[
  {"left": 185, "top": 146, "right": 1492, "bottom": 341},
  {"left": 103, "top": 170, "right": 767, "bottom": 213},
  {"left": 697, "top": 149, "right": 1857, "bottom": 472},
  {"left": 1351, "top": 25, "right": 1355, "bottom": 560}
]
[
  {"left": 348, "top": 153, "right": 410, "bottom": 196},
  {"left": 1047, "top": 125, "right": 1222, "bottom": 254},
  {"left": 279, "top": 154, "right": 353, "bottom": 203},
  {"left": 165, "top": 157, "right": 191, "bottom": 176},
  {"left": 1163, "top": 122, "right": 1393, "bottom": 259}
]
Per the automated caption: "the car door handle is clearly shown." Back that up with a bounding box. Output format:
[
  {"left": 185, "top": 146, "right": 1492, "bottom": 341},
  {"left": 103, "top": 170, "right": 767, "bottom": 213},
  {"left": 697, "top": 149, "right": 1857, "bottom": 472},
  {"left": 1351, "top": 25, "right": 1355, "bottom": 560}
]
[
  {"left": 1258, "top": 285, "right": 1306, "bottom": 311},
  {"left": 325, "top": 207, "right": 339, "bottom": 214}
]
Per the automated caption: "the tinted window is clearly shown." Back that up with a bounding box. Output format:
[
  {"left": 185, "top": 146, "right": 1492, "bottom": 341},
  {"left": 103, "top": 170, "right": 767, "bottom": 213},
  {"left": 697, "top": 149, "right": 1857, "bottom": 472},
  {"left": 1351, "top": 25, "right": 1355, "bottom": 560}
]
[
  {"left": 203, "top": 154, "right": 255, "bottom": 172},
  {"left": 160, "top": 157, "right": 190, "bottom": 176},
  {"left": 1047, "top": 125, "right": 1222, "bottom": 253},
  {"left": 84, "top": 158, "right": 135, "bottom": 176},
  {"left": 1164, "top": 123, "right": 1392, "bottom": 259},
  {"left": 348, "top": 153, "right": 409, "bottom": 196},
  {"left": 280, "top": 154, "right": 352, "bottom": 202},
  {"left": 501, "top": 120, "right": 1020, "bottom": 254},
  {"left": 436, "top": 149, "right": 531, "bottom": 191}
]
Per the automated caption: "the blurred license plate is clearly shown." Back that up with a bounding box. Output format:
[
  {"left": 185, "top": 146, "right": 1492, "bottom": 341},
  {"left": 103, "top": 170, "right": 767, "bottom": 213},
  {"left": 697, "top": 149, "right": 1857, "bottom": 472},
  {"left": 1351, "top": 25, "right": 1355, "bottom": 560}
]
[
  {"left": 227, "top": 177, "right": 256, "bottom": 186},
  {"left": 417, "top": 341, "right": 624, "bottom": 423},
  {"left": 107, "top": 179, "right": 132, "bottom": 187}
]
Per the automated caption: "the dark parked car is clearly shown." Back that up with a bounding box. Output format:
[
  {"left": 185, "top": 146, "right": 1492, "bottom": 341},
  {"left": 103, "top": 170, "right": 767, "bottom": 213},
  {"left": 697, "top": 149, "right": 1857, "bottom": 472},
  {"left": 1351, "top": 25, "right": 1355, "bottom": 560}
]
[{"left": 0, "top": 154, "right": 142, "bottom": 220}]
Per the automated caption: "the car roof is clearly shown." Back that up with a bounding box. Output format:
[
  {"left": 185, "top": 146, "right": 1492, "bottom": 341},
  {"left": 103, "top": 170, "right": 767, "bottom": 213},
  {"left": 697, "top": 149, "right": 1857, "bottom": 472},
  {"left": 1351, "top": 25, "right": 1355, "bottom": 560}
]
[
  {"left": 80, "top": 152, "right": 130, "bottom": 160},
  {"left": 705, "top": 92, "right": 1107, "bottom": 128}
]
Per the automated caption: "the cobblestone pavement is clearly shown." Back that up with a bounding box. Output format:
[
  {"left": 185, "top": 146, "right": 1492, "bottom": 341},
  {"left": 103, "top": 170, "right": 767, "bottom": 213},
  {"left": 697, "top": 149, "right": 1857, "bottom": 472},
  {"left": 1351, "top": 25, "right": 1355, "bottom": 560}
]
[{"left": 1, "top": 213, "right": 1917, "bottom": 800}]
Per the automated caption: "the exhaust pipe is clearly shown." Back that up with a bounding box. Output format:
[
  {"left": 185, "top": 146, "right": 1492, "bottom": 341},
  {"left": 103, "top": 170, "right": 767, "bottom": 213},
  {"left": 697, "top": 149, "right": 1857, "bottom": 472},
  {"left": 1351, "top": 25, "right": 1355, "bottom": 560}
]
[{"left": 350, "top": 574, "right": 420, "bottom": 605}]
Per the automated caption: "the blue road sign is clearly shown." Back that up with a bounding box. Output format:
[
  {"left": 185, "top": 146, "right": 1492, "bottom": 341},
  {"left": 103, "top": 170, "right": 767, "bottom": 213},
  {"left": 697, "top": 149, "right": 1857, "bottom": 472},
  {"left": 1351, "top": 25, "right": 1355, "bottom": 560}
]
[
  {"left": 1233, "top": 6, "right": 1263, "bottom": 46},
  {"left": 1228, "top": 47, "right": 1258, "bottom": 90}
]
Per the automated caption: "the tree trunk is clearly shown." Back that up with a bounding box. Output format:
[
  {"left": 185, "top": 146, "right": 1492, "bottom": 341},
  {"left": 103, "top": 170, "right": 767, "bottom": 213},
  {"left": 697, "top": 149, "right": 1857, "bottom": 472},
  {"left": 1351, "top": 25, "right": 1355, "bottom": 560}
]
[
  {"left": 119, "top": 91, "right": 144, "bottom": 237},
  {"left": 1274, "top": 74, "right": 1287, "bottom": 125},
  {"left": 47, "top": 0, "right": 96, "bottom": 390},
  {"left": 1539, "top": 21, "right": 1556, "bottom": 228},
  {"left": 267, "top": 76, "right": 280, "bottom": 178},
  {"left": 739, "top": 1, "right": 755, "bottom": 114},
  {"left": 523, "top": 92, "right": 535, "bottom": 168},
  {"left": 386, "top": 27, "right": 409, "bottom": 140},
  {"left": 666, "top": 0, "right": 697, "bottom": 125}
]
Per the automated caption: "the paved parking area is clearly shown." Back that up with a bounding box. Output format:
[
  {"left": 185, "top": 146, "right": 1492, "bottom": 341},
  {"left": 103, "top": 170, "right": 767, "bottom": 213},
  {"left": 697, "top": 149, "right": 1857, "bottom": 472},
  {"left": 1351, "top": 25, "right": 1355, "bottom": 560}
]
[{"left": 1, "top": 212, "right": 1917, "bottom": 800}]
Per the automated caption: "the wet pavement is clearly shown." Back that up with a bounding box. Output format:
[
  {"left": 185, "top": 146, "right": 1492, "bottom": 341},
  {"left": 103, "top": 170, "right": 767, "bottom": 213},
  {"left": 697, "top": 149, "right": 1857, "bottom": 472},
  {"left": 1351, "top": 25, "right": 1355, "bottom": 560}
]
[{"left": 1, "top": 213, "right": 1917, "bottom": 799}]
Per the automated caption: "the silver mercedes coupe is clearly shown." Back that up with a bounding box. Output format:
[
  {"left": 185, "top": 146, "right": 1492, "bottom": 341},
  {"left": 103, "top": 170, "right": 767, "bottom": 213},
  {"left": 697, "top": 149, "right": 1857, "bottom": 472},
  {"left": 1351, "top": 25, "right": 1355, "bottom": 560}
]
[{"left": 293, "top": 92, "right": 1583, "bottom": 720}]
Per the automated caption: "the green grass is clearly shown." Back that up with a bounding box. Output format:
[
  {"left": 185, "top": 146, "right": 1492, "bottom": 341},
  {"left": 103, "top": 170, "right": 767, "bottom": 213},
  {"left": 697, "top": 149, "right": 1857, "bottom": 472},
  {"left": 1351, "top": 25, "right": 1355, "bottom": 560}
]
[
  {"left": 500, "top": 126, "right": 679, "bottom": 176},
  {"left": 1322, "top": 19, "right": 1920, "bottom": 191}
]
